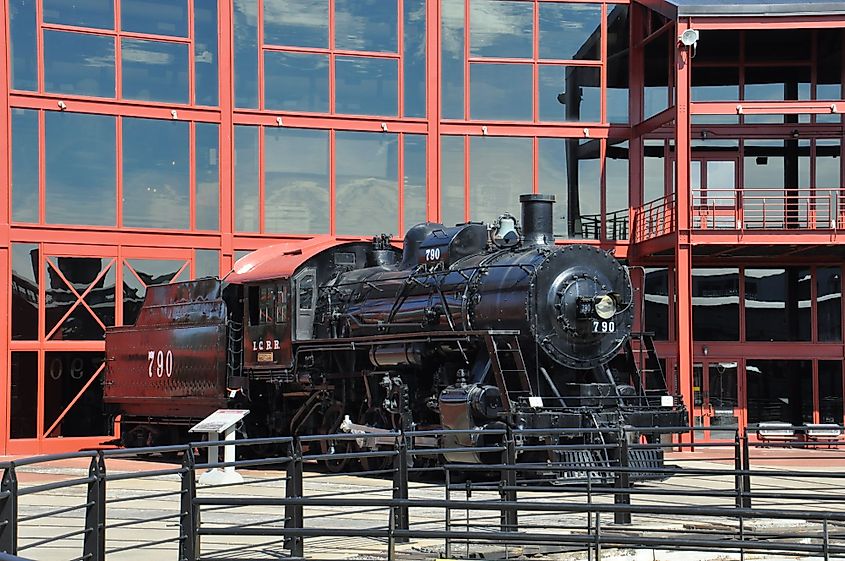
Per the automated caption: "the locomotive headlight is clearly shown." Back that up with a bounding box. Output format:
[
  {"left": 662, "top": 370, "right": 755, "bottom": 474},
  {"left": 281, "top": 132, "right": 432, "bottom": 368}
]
[{"left": 594, "top": 294, "right": 617, "bottom": 320}]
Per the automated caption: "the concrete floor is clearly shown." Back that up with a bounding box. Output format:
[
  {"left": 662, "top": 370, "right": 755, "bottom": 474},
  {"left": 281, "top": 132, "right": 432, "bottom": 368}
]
[{"left": 5, "top": 446, "right": 845, "bottom": 561}]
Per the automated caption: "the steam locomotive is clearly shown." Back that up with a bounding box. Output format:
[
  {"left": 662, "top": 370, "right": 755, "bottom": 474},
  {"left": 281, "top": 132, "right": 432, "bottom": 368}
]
[{"left": 104, "top": 194, "right": 686, "bottom": 470}]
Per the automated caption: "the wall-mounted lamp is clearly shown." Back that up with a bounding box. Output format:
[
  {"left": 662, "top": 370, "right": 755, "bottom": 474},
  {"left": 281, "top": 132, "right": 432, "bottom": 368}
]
[
  {"left": 702, "top": 345, "right": 709, "bottom": 356},
  {"left": 791, "top": 129, "right": 800, "bottom": 139}
]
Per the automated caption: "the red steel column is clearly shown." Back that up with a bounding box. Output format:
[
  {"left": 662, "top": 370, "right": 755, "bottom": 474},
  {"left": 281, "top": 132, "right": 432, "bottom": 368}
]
[
  {"left": 628, "top": 5, "right": 645, "bottom": 333},
  {"left": 675, "top": 19, "right": 694, "bottom": 432},
  {"left": 219, "top": 0, "right": 235, "bottom": 271},
  {"left": 426, "top": 0, "right": 441, "bottom": 222},
  {"left": 0, "top": 0, "right": 11, "bottom": 454}
]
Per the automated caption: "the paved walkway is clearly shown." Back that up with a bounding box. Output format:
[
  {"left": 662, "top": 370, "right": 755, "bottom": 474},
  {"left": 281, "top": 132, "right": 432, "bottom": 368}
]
[{"left": 3, "top": 447, "right": 844, "bottom": 561}]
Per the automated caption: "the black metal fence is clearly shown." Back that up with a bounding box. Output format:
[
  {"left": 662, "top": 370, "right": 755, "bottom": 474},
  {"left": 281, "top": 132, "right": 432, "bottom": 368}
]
[{"left": 1, "top": 426, "right": 845, "bottom": 560}]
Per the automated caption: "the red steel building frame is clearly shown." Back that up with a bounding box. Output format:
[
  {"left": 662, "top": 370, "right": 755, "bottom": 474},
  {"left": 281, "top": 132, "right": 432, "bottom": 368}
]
[{"left": 2, "top": 0, "right": 845, "bottom": 454}]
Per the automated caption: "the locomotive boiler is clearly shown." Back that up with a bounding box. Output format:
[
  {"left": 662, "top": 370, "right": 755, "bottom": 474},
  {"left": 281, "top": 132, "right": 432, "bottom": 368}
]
[{"left": 104, "top": 194, "right": 686, "bottom": 471}]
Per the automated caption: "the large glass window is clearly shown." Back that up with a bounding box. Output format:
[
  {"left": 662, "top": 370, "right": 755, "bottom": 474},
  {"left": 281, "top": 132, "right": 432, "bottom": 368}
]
[
  {"left": 234, "top": 0, "right": 259, "bottom": 108},
  {"left": 470, "top": 63, "right": 532, "bottom": 121},
  {"left": 11, "top": 109, "right": 39, "bottom": 223},
  {"left": 817, "top": 267, "right": 842, "bottom": 342},
  {"left": 336, "top": 0, "right": 397, "bottom": 52},
  {"left": 44, "top": 352, "right": 106, "bottom": 437},
  {"left": 404, "top": 0, "right": 427, "bottom": 118},
  {"left": 539, "top": 66, "right": 601, "bottom": 123},
  {"left": 403, "top": 135, "right": 428, "bottom": 229},
  {"left": 744, "top": 268, "right": 811, "bottom": 342},
  {"left": 440, "top": 136, "right": 466, "bottom": 226},
  {"left": 45, "top": 112, "right": 116, "bottom": 226},
  {"left": 644, "top": 268, "right": 669, "bottom": 340},
  {"left": 606, "top": 140, "right": 629, "bottom": 240},
  {"left": 264, "top": 0, "right": 328, "bottom": 48},
  {"left": 606, "top": 5, "right": 629, "bottom": 124},
  {"left": 122, "top": 118, "right": 190, "bottom": 229},
  {"left": 441, "top": 0, "right": 465, "bottom": 119},
  {"left": 121, "top": 0, "right": 188, "bottom": 37},
  {"left": 195, "top": 249, "right": 220, "bottom": 279},
  {"left": 538, "top": 2, "right": 601, "bottom": 60},
  {"left": 264, "top": 128, "right": 330, "bottom": 234},
  {"left": 123, "top": 259, "right": 189, "bottom": 325},
  {"left": 235, "top": 126, "right": 260, "bottom": 232},
  {"left": 10, "top": 0, "right": 38, "bottom": 91},
  {"left": 335, "top": 132, "right": 399, "bottom": 236},
  {"left": 819, "top": 361, "right": 844, "bottom": 425},
  {"left": 196, "top": 123, "right": 220, "bottom": 231},
  {"left": 121, "top": 38, "right": 189, "bottom": 104},
  {"left": 692, "top": 268, "right": 740, "bottom": 341},
  {"left": 194, "top": 0, "right": 219, "bottom": 106},
  {"left": 538, "top": 138, "right": 569, "bottom": 237},
  {"left": 746, "top": 360, "right": 813, "bottom": 426},
  {"left": 471, "top": 0, "right": 533, "bottom": 58},
  {"left": 470, "top": 137, "right": 532, "bottom": 222},
  {"left": 44, "top": 30, "right": 115, "bottom": 98},
  {"left": 264, "top": 52, "right": 329, "bottom": 113},
  {"left": 12, "top": 244, "right": 39, "bottom": 341},
  {"left": 10, "top": 352, "right": 38, "bottom": 439},
  {"left": 45, "top": 256, "right": 115, "bottom": 341},
  {"left": 44, "top": 0, "right": 114, "bottom": 29},
  {"left": 335, "top": 57, "right": 399, "bottom": 116}
]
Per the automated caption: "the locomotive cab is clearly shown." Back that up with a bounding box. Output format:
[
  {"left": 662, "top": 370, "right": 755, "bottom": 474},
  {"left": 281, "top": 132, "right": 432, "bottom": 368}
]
[{"left": 242, "top": 280, "right": 294, "bottom": 372}]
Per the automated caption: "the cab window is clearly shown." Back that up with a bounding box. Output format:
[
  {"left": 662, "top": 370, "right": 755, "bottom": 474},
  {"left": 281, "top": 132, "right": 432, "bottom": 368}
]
[{"left": 248, "top": 283, "right": 288, "bottom": 326}]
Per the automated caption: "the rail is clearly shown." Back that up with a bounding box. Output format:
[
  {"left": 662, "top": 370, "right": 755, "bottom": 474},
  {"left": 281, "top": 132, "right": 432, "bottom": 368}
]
[
  {"left": 692, "top": 187, "right": 845, "bottom": 230},
  {"left": 580, "top": 210, "right": 630, "bottom": 241},
  {"left": 1, "top": 426, "right": 844, "bottom": 560},
  {"left": 633, "top": 193, "right": 677, "bottom": 241}
]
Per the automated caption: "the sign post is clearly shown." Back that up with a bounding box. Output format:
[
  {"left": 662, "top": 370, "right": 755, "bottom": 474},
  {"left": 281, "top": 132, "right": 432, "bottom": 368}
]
[{"left": 189, "top": 409, "right": 250, "bottom": 485}]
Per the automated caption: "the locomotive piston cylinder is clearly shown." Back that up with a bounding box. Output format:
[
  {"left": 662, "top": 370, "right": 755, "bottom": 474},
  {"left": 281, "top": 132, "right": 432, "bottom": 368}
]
[{"left": 369, "top": 344, "right": 425, "bottom": 367}]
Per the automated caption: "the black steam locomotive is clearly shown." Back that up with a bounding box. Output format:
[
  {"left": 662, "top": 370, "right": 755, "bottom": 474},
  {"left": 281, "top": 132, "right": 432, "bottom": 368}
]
[{"left": 105, "top": 194, "right": 686, "bottom": 470}]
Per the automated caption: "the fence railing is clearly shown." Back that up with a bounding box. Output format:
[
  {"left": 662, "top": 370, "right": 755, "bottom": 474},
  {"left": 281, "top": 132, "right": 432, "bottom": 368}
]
[
  {"left": 1, "top": 426, "right": 845, "bottom": 560},
  {"left": 633, "top": 193, "right": 677, "bottom": 242}
]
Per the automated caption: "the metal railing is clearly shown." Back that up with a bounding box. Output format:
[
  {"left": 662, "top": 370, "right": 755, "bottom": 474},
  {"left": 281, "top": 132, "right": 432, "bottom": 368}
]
[
  {"left": 692, "top": 188, "right": 845, "bottom": 230},
  {"left": 577, "top": 210, "right": 630, "bottom": 241},
  {"left": 1, "top": 426, "right": 845, "bottom": 560},
  {"left": 633, "top": 193, "right": 677, "bottom": 242}
]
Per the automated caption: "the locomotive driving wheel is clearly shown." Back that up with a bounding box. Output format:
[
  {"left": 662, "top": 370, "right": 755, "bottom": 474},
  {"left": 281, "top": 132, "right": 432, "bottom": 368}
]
[{"left": 319, "top": 402, "right": 355, "bottom": 473}]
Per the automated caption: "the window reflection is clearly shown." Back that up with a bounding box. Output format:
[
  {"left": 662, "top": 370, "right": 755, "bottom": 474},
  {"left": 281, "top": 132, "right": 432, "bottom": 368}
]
[
  {"left": 12, "top": 244, "right": 39, "bottom": 341},
  {"left": 744, "top": 66, "right": 810, "bottom": 124},
  {"left": 44, "top": 0, "right": 113, "bottom": 29},
  {"left": 606, "top": 6, "right": 629, "bottom": 124},
  {"left": 441, "top": 0, "right": 465, "bottom": 119},
  {"left": 335, "top": 56, "right": 398, "bottom": 117},
  {"left": 643, "top": 32, "right": 669, "bottom": 119},
  {"left": 470, "top": 63, "right": 532, "bottom": 121},
  {"left": 819, "top": 361, "right": 844, "bottom": 425},
  {"left": 817, "top": 267, "right": 842, "bottom": 342},
  {"left": 746, "top": 29, "right": 810, "bottom": 63},
  {"left": 440, "top": 136, "right": 465, "bottom": 227},
  {"left": 538, "top": 138, "right": 568, "bottom": 237},
  {"left": 746, "top": 360, "right": 813, "bottom": 425},
  {"left": 196, "top": 123, "right": 220, "bottom": 231},
  {"left": 12, "top": 109, "right": 38, "bottom": 223},
  {"left": 470, "top": 0, "right": 532, "bottom": 59},
  {"left": 404, "top": 0, "right": 427, "bottom": 118},
  {"left": 567, "top": 140, "right": 601, "bottom": 239},
  {"left": 539, "top": 2, "right": 601, "bottom": 61},
  {"left": 45, "top": 257, "right": 115, "bottom": 341},
  {"left": 194, "top": 0, "right": 219, "bottom": 106},
  {"left": 46, "top": 112, "right": 116, "bottom": 226},
  {"left": 235, "top": 126, "right": 259, "bottom": 232},
  {"left": 121, "top": 0, "right": 188, "bottom": 37},
  {"left": 234, "top": 0, "right": 258, "bottom": 108},
  {"left": 335, "top": 131, "right": 398, "bottom": 236},
  {"left": 264, "top": 51, "right": 329, "bottom": 113},
  {"left": 404, "top": 135, "right": 427, "bottom": 229},
  {"left": 644, "top": 268, "right": 669, "bottom": 340},
  {"left": 122, "top": 118, "right": 190, "bottom": 229},
  {"left": 692, "top": 268, "right": 739, "bottom": 341},
  {"left": 264, "top": 0, "right": 328, "bottom": 48},
  {"left": 745, "top": 268, "right": 811, "bottom": 341},
  {"left": 264, "top": 128, "right": 329, "bottom": 234},
  {"left": 195, "top": 249, "right": 220, "bottom": 279},
  {"left": 44, "top": 30, "right": 115, "bottom": 98},
  {"left": 643, "top": 140, "right": 666, "bottom": 202},
  {"left": 606, "top": 140, "right": 629, "bottom": 240},
  {"left": 336, "top": 0, "right": 397, "bottom": 53},
  {"left": 44, "top": 352, "right": 106, "bottom": 437},
  {"left": 470, "top": 137, "right": 531, "bottom": 223},
  {"left": 11, "top": 352, "right": 38, "bottom": 438},
  {"left": 122, "top": 39, "right": 189, "bottom": 104},
  {"left": 539, "top": 65, "right": 600, "bottom": 123},
  {"left": 10, "top": 0, "right": 37, "bottom": 90}
]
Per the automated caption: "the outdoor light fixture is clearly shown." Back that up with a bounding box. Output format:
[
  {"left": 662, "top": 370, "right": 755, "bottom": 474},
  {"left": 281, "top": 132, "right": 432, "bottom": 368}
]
[
  {"left": 702, "top": 345, "right": 709, "bottom": 356},
  {"left": 679, "top": 28, "right": 700, "bottom": 48}
]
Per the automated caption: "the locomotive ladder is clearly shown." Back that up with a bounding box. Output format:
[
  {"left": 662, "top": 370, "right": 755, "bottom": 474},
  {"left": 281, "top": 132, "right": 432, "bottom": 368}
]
[{"left": 484, "top": 332, "right": 533, "bottom": 411}]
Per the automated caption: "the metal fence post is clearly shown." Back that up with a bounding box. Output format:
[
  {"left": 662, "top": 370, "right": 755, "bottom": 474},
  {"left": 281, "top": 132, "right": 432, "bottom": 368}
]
[
  {"left": 392, "top": 433, "right": 410, "bottom": 542},
  {"left": 0, "top": 466, "right": 18, "bottom": 555},
  {"left": 284, "top": 439, "right": 304, "bottom": 558},
  {"left": 613, "top": 430, "right": 631, "bottom": 525},
  {"left": 180, "top": 447, "right": 200, "bottom": 561},
  {"left": 83, "top": 453, "right": 106, "bottom": 561},
  {"left": 741, "top": 429, "right": 752, "bottom": 509},
  {"left": 734, "top": 430, "right": 743, "bottom": 509},
  {"left": 499, "top": 429, "right": 517, "bottom": 532}
]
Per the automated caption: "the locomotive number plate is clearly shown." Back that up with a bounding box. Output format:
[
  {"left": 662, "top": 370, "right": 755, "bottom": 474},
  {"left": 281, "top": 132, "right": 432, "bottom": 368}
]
[
  {"left": 592, "top": 320, "right": 616, "bottom": 333},
  {"left": 257, "top": 351, "right": 274, "bottom": 362}
]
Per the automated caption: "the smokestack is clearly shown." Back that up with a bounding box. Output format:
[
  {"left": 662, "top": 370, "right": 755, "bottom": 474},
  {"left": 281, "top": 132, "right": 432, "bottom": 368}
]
[{"left": 520, "top": 193, "right": 556, "bottom": 246}]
